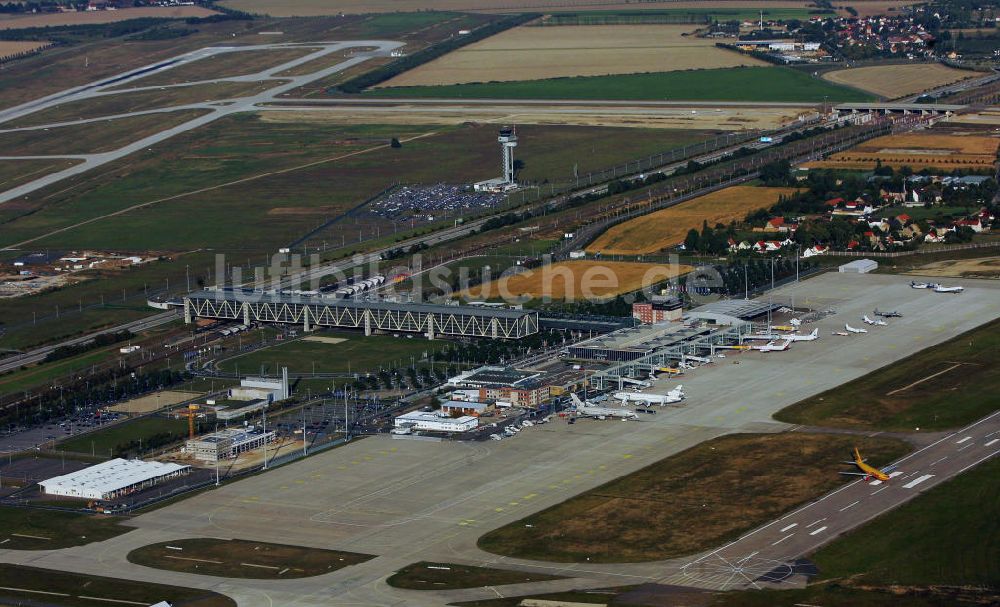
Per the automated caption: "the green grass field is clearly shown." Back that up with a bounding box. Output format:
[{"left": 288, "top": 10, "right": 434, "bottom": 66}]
[
  {"left": 127, "top": 538, "right": 374, "bottom": 579},
  {"left": 0, "top": 506, "right": 132, "bottom": 549},
  {"left": 387, "top": 561, "right": 565, "bottom": 590},
  {"left": 0, "top": 109, "right": 211, "bottom": 155},
  {"left": 775, "top": 319, "right": 1000, "bottom": 431},
  {"left": 57, "top": 416, "right": 192, "bottom": 457},
  {"left": 478, "top": 433, "right": 911, "bottom": 563},
  {"left": 0, "top": 347, "right": 119, "bottom": 396},
  {"left": 0, "top": 564, "right": 235, "bottom": 607},
  {"left": 367, "top": 67, "right": 874, "bottom": 103},
  {"left": 218, "top": 331, "right": 451, "bottom": 376}
]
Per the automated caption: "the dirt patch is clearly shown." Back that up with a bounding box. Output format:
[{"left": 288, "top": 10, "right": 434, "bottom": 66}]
[
  {"left": 903, "top": 256, "right": 1000, "bottom": 279},
  {"left": 302, "top": 336, "right": 348, "bottom": 344},
  {"left": 0, "top": 40, "right": 50, "bottom": 57},
  {"left": 108, "top": 390, "right": 202, "bottom": 415},
  {"left": 0, "top": 6, "right": 218, "bottom": 29},
  {"left": 379, "top": 24, "right": 766, "bottom": 87},
  {"left": 822, "top": 63, "right": 977, "bottom": 99},
  {"left": 588, "top": 185, "right": 798, "bottom": 255}
]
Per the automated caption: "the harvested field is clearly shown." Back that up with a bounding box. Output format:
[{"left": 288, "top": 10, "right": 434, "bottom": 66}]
[
  {"left": 259, "top": 105, "right": 812, "bottom": 131},
  {"left": 115, "top": 48, "right": 320, "bottom": 89},
  {"left": 822, "top": 63, "right": 976, "bottom": 98},
  {"left": 221, "top": 0, "right": 816, "bottom": 16},
  {"left": 904, "top": 256, "right": 1000, "bottom": 279},
  {"left": 108, "top": 390, "right": 201, "bottom": 415},
  {"left": 0, "top": 6, "right": 218, "bottom": 29},
  {"left": 460, "top": 260, "right": 692, "bottom": 302},
  {"left": 805, "top": 133, "right": 1000, "bottom": 171},
  {"left": 0, "top": 40, "right": 49, "bottom": 56},
  {"left": 477, "top": 432, "right": 911, "bottom": 562},
  {"left": 844, "top": 1, "right": 920, "bottom": 18},
  {"left": 379, "top": 24, "right": 767, "bottom": 87},
  {"left": 0, "top": 109, "right": 211, "bottom": 156},
  {"left": 588, "top": 185, "right": 798, "bottom": 255}
]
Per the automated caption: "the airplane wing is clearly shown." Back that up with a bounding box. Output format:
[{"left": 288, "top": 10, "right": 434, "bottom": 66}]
[
  {"left": 838, "top": 471, "right": 869, "bottom": 476},
  {"left": 881, "top": 464, "right": 899, "bottom": 473}
]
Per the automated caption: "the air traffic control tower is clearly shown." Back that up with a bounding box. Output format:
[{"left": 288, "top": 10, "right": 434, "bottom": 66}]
[{"left": 474, "top": 126, "right": 519, "bottom": 192}]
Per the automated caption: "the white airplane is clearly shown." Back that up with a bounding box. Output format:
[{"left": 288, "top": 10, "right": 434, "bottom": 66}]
[
  {"left": 910, "top": 281, "right": 936, "bottom": 289},
  {"left": 832, "top": 331, "right": 850, "bottom": 336},
  {"left": 785, "top": 328, "right": 820, "bottom": 341},
  {"left": 745, "top": 333, "right": 786, "bottom": 341},
  {"left": 934, "top": 284, "right": 964, "bottom": 293},
  {"left": 751, "top": 339, "right": 792, "bottom": 352},
  {"left": 845, "top": 323, "right": 867, "bottom": 334},
  {"left": 570, "top": 393, "right": 638, "bottom": 420},
  {"left": 614, "top": 385, "right": 685, "bottom": 406},
  {"left": 862, "top": 315, "right": 886, "bottom": 326},
  {"left": 789, "top": 318, "right": 802, "bottom": 327}
]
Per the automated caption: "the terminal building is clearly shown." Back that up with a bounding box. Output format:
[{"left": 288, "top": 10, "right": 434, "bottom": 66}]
[
  {"left": 38, "top": 459, "right": 191, "bottom": 501},
  {"left": 447, "top": 366, "right": 555, "bottom": 408},
  {"left": 185, "top": 427, "right": 276, "bottom": 463}
]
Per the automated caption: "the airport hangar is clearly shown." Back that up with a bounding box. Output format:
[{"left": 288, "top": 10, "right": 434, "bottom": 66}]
[{"left": 182, "top": 289, "right": 539, "bottom": 339}]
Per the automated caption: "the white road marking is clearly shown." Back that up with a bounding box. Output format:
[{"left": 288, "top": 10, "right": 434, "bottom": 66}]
[
  {"left": 929, "top": 456, "right": 948, "bottom": 467},
  {"left": 869, "top": 479, "right": 882, "bottom": 485},
  {"left": 986, "top": 439, "right": 1000, "bottom": 447},
  {"left": 806, "top": 518, "right": 826, "bottom": 528},
  {"left": 771, "top": 534, "right": 794, "bottom": 546},
  {"left": 958, "top": 443, "right": 974, "bottom": 451},
  {"left": 839, "top": 500, "right": 859, "bottom": 512},
  {"left": 780, "top": 523, "right": 798, "bottom": 532},
  {"left": 809, "top": 526, "right": 828, "bottom": 536},
  {"left": 956, "top": 436, "right": 972, "bottom": 444},
  {"left": 889, "top": 471, "right": 903, "bottom": 478},
  {"left": 871, "top": 486, "right": 888, "bottom": 495},
  {"left": 903, "top": 474, "right": 934, "bottom": 489}
]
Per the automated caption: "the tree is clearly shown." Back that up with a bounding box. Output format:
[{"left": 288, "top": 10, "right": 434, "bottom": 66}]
[
  {"left": 684, "top": 228, "right": 700, "bottom": 252},
  {"left": 390, "top": 137, "right": 402, "bottom": 148}
]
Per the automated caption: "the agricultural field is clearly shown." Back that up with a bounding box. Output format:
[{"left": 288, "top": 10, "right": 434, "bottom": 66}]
[
  {"left": 806, "top": 132, "right": 1000, "bottom": 171},
  {"left": 588, "top": 185, "right": 798, "bottom": 255},
  {"left": 6, "top": 80, "right": 285, "bottom": 128},
  {"left": 378, "top": 25, "right": 767, "bottom": 87},
  {"left": 821, "top": 63, "right": 977, "bottom": 98},
  {"left": 219, "top": 0, "right": 822, "bottom": 16},
  {"left": 0, "top": 5, "right": 218, "bottom": 29},
  {"left": 369, "top": 66, "right": 874, "bottom": 103},
  {"left": 113, "top": 47, "right": 319, "bottom": 89},
  {"left": 217, "top": 331, "right": 452, "bottom": 376},
  {"left": 0, "top": 40, "right": 50, "bottom": 56},
  {"left": 775, "top": 318, "right": 1000, "bottom": 432},
  {"left": 0, "top": 109, "right": 211, "bottom": 156},
  {"left": 127, "top": 538, "right": 374, "bottom": 579},
  {"left": 460, "top": 260, "right": 692, "bottom": 302},
  {"left": 903, "top": 255, "right": 1000, "bottom": 279},
  {"left": 477, "top": 432, "right": 911, "bottom": 563}
]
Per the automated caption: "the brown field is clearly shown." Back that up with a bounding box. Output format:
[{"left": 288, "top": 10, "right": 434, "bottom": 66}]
[
  {"left": 588, "top": 185, "right": 798, "bottom": 255},
  {"left": 478, "top": 432, "right": 912, "bottom": 563},
  {"left": 904, "top": 256, "right": 1000, "bottom": 279},
  {"left": 805, "top": 133, "right": 1000, "bottom": 171},
  {"left": 108, "top": 390, "right": 201, "bottom": 415},
  {"left": 842, "top": 1, "right": 920, "bottom": 18},
  {"left": 221, "top": 0, "right": 815, "bottom": 16},
  {"left": 0, "top": 6, "right": 218, "bottom": 29},
  {"left": 380, "top": 24, "right": 766, "bottom": 87},
  {"left": 114, "top": 48, "right": 318, "bottom": 89},
  {"left": 822, "top": 63, "right": 976, "bottom": 99},
  {"left": 258, "top": 104, "right": 813, "bottom": 130},
  {"left": 0, "top": 40, "right": 49, "bottom": 56},
  {"left": 460, "top": 260, "right": 692, "bottom": 301}
]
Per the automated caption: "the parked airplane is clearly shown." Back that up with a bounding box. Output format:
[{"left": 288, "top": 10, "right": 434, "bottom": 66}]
[
  {"left": 832, "top": 331, "right": 850, "bottom": 336},
  {"left": 874, "top": 308, "right": 902, "bottom": 318},
  {"left": 751, "top": 339, "right": 792, "bottom": 352},
  {"left": 785, "top": 328, "right": 820, "bottom": 341},
  {"left": 845, "top": 323, "right": 867, "bottom": 334},
  {"left": 934, "top": 284, "right": 964, "bottom": 293},
  {"left": 839, "top": 447, "right": 897, "bottom": 482},
  {"left": 613, "top": 385, "right": 685, "bottom": 406},
  {"left": 910, "top": 281, "right": 938, "bottom": 289},
  {"left": 570, "top": 393, "right": 638, "bottom": 420},
  {"left": 862, "top": 315, "right": 887, "bottom": 326}
]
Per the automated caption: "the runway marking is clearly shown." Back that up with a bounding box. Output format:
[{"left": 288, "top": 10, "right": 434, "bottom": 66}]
[
  {"left": 806, "top": 518, "right": 826, "bottom": 528},
  {"left": 772, "top": 533, "right": 794, "bottom": 546},
  {"left": 929, "top": 457, "right": 948, "bottom": 467},
  {"left": 986, "top": 439, "right": 1000, "bottom": 447},
  {"left": 889, "top": 471, "right": 903, "bottom": 478},
  {"left": 809, "top": 526, "right": 828, "bottom": 536},
  {"left": 780, "top": 523, "right": 798, "bottom": 532},
  {"left": 494, "top": 507, "right": 504, "bottom": 512},
  {"left": 839, "top": 500, "right": 859, "bottom": 512},
  {"left": 903, "top": 474, "right": 934, "bottom": 489},
  {"left": 958, "top": 443, "right": 975, "bottom": 451},
  {"left": 508, "top": 502, "right": 519, "bottom": 506},
  {"left": 871, "top": 486, "right": 888, "bottom": 495},
  {"left": 622, "top": 454, "right": 632, "bottom": 459},
  {"left": 523, "top": 493, "right": 537, "bottom": 500},
  {"left": 956, "top": 436, "right": 973, "bottom": 444},
  {"left": 0, "top": 586, "right": 69, "bottom": 597}
]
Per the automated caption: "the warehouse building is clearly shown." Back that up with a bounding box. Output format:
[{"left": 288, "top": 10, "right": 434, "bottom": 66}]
[
  {"left": 839, "top": 259, "right": 878, "bottom": 274},
  {"left": 38, "top": 459, "right": 191, "bottom": 501},
  {"left": 185, "top": 427, "right": 276, "bottom": 463},
  {"left": 394, "top": 411, "right": 478, "bottom": 433}
]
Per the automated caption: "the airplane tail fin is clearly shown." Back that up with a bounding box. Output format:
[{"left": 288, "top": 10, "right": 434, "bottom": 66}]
[
  {"left": 570, "top": 393, "right": 584, "bottom": 407},
  {"left": 853, "top": 447, "right": 863, "bottom": 462}
]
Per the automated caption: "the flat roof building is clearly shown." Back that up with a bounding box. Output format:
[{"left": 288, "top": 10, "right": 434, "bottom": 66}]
[
  {"left": 185, "top": 427, "right": 276, "bottom": 463},
  {"left": 39, "top": 458, "right": 190, "bottom": 501},
  {"left": 839, "top": 259, "right": 878, "bottom": 274},
  {"left": 394, "top": 411, "right": 478, "bottom": 433}
]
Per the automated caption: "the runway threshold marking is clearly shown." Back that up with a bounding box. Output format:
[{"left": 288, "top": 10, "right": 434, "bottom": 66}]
[
  {"left": 903, "top": 474, "right": 934, "bottom": 489},
  {"left": 839, "top": 500, "right": 859, "bottom": 512},
  {"left": 779, "top": 523, "right": 797, "bottom": 532},
  {"left": 805, "top": 518, "right": 826, "bottom": 528},
  {"left": 929, "top": 456, "right": 948, "bottom": 467},
  {"left": 986, "top": 438, "right": 1000, "bottom": 447},
  {"left": 871, "top": 486, "right": 888, "bottom": 495},
  {"left": 956, "top": 436, "right": 973, "bottom": 444},
  {"left": 958, "top": 443, "right": 975, "bottom": 451},
  {"left": 772, "top": 533, "right": 794, "bottom": 546},
  {"left": 809, "top": 526, "right": 828, "bottom": 536}
]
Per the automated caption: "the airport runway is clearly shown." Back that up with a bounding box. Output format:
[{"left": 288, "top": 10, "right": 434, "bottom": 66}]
[{"left": 0, "top": 272, "right": 997, "bottom": 606}]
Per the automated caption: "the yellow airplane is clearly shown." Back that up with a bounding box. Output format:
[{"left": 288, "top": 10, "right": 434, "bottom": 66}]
[{"left": 840, "top": 447, "right": 896, "bottom": 482}]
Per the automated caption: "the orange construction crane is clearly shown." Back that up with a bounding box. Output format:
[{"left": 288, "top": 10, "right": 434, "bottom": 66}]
[{"left": 186, "top": 404, "right": 199, "bottom": 439}]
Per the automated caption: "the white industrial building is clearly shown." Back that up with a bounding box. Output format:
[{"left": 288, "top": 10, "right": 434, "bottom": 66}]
[
  {"left": 394, "top": 411, "right": 478, "bottom": 433},
  {"left": 38, "top": 459, "right": 191, "bottom": 501},
  {"left": 231, "top": 367, "right": 289, "bottom": 402},
  {"left": 839, "top": 259, "right": 878, "bottom": 273}
]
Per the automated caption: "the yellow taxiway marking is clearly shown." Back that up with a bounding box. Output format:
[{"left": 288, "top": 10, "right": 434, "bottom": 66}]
[
  {"left": 523, "top": 494, "right": 537, "bottom": 500},
  {"left": 279, "top": 486, "right": 288, "bottom": 490},
  {"left": 598, "top": 465, "right": 607, "bottom": 470},
  {"left": 508, "top": 501, "right": 519, "bottom": 506},
  {"left": 294, "top": 480, "right": 304, "bottom": 484},
  {"left": 547, "top": 484, "right": 559, "bottom": 490},
  {"left": 735, "top": 406, "right": 747, "bottom": 413},
  {"left": 390, "top": 447, "right": 398, "bottom": 452},
  {"left": 562, "top": 479, "right": 573, "bottom": 484},
  {"left": 495, "top": 507, "right": 505, "bottom": 512}
]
